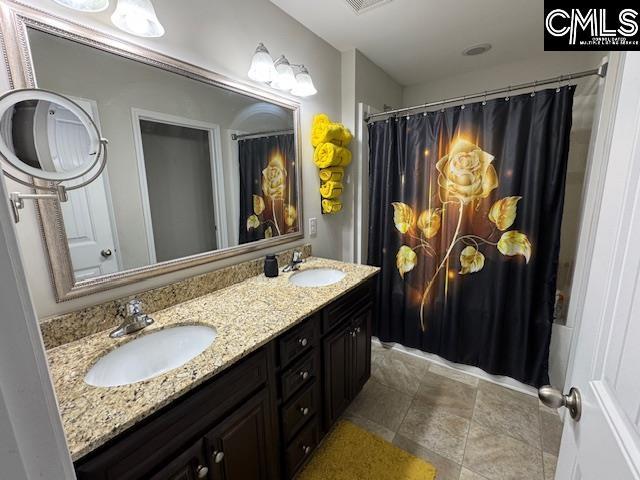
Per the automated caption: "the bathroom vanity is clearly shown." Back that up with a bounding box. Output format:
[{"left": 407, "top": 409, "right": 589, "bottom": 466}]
[{"left": 43, "top": 258, "right": 378, "bottom": 480}]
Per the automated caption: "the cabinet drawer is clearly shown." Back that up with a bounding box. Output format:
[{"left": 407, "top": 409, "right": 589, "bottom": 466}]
[
  {"left": 285, "top": 418, "right": 320, "bottom": 479},
  {"left": 322, "top": 281, "right": 373, "bottom": 334},
  {"left": 281, "top": 379, "right": 320, "bottom": 443},
  {"left": 279, "top": 315, "right": 318, "bottom": 368},
  {"left": 281, "top": 350, "right": 318, "bottom": 401}
]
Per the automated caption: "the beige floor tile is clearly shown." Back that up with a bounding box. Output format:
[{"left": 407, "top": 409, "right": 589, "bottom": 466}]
[
  {"left": 459, "top": 467, "right": 489, "bottom": 480},
  {"left": 540, "top": 411, "right": 563, "bottom": 455},
  {"left": 397, "top": 398, "right": 470, "bottom": 464},
  {"left": 472, "top": 381, "right": 540, "bottom": 447},
  {"left": 372, "top": 349, "right": 430, "bottom": 396},
  {"left": 393, "top": 434, "right": 462, "bottom": 480},
  {"left": 429, "top": 363, "right": 480, "bottom": 388},
  {"left": 346, "top": 379, "right": 413, "bottom": 431},
  {"left": 463, "top": 422, "right": 544, "bottom": 480},
  {"left": 372, "top": 341, "right": 393, "bottom": 364},
  {"left": 341, "top": 412, "right": 396, "bottom": 442},
  {"left": 543, "top": 452, "right": 558, "bottom": 480},
  {"left": 539, "top": 399, "right": 560, "bottom": 416},
  {"left": 415, "top": 371, "right": 478, "bottom": 420}
]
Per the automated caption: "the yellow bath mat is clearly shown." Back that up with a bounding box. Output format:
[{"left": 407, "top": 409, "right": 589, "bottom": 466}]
[{"left": 297, "top": 420, "right": 437, "bottom": 480}]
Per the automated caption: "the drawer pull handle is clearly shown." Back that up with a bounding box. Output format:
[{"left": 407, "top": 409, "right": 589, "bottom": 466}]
[
  {"left": 299, "top": 406, "right": 310, "bottom": 416},
  {"left": 298, "top": 337, "right": 308, "bottom": 347},
  {"left": 212, "top": 451, "right": 225, "bottom": 464},
  {"left": 299, "top": 370, "right": 310, "bottom": 380},
  {"left": 302, "top": 445, "right": 311, "bottom": 455},
  {"left": 196, "top": 465, "right": 209, "bottom": 478}
]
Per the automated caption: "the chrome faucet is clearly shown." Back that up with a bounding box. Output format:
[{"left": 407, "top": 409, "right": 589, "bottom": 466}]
[
  {"left": 283, "top": 249, "right": 304, "bottom": 272},
  {"left": 110, "top": 299, "right": 154, "bottom": 338}
]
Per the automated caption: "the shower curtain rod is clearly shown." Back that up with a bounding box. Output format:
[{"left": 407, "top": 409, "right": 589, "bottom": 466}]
[
  {"left": 365, "top": 62, "right": 608, "bottom": 122},
  {"left": 231, "top": 129, "right": 294, "bottom": 140}
]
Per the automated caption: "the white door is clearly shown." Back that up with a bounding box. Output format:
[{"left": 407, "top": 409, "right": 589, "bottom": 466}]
[
  {"left": 552, "top": 53, "right": 640, "bottom": 479},
  {"left": 44, "top": 98, "right": 120, "bottom": 280}
]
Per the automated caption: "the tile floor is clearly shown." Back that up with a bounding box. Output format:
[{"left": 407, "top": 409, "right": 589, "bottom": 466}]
[{"left": 342, "top": 342, "right": 563, "bottom": 480}]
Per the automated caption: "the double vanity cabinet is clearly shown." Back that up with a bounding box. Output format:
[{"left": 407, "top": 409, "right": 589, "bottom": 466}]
[{"left": 74, "top": 277, "right": 376, "bottom": 480}]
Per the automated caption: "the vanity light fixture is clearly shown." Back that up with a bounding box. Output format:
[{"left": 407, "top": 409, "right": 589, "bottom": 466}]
[
  {"left": 271, "top": 55, "right": 297, "bottom": 92},
  {"left": 52, "top": 0, "right": 109, "bottom": 12},
  {"left": 291, "top": 65, "right": 318, "bottom": 97},
  {"left": 248, "top": 44, "right": 317, "bottom": 97},
  {"left": 248, "top": 43, "right": 278, "bottom": 83},
  {"left": 111, "top": 0, "right": 165, "bottom": 38}
]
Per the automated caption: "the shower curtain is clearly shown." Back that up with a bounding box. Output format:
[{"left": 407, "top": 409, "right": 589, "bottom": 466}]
[
  {"left": 238, "top": 134, "right": 298, "bottom": 245},
  {"left": 367, "top": 87, "right": 574, "bottom": 387}
]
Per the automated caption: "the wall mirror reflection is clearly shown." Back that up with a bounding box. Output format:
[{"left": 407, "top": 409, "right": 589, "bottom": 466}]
[{"left": 11, "top": 26, "right": 302, "bottom": 299}]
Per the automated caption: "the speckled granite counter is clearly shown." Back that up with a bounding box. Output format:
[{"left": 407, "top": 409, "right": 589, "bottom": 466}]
[{"left": 46, "top": 257, "right": 378, "bottom": 461}]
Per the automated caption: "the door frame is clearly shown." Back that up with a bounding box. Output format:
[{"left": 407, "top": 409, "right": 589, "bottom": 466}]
[{"left": 131, "top": 108, "right": 228, "bottom": 264}]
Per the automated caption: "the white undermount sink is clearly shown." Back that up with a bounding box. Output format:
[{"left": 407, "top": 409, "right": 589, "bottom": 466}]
[
  {"left": 84, "top": 325, "right": 217, "bottom": 387},
  {"left": 289, "top": 268, "right": 346, "bottom": 287}
]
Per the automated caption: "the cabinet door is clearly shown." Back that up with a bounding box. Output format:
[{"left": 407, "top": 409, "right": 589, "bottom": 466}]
[
  {"left": 322, "top": 321, "right": 352, "bottom": 428},
  {"left": 205, "top": 389, "right": 274, "bottom": 480},
  {"left": 351, "top": 306, "right": 372, "bottom": 397},
  {"left": 148, "top": 440, "right": 208, "bottom": 480}
]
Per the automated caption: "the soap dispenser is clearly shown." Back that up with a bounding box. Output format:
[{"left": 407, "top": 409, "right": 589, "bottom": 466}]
[{"left": 264, "top": 254, "right": 279, "bottom": 278}]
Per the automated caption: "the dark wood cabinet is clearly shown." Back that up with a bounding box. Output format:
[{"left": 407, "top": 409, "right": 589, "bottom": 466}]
[
  {"left": 149, "top": 441, "right": 207, "bottom": 480},
  {"left": 204, "top": 389, "right": 273, "bottom": 480},
  {"left": 75, "top": 276, "right": 376, "bottom": 480}
]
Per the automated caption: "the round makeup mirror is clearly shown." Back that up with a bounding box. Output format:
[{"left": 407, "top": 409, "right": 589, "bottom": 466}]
[{"left": 0, "top": 89, "right": 108, "bottom": 222}]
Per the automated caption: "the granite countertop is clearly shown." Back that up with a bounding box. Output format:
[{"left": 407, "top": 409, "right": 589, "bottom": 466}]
[{"left": 46, "top": 257, "right": 379, "bottom": 461}]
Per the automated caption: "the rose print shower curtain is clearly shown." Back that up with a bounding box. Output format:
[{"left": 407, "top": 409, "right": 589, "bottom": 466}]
[
  {"left": 239, "top": 134, "right": 298, "bottom": 245},
  {"left": 367, "top": 87, "right": 574, "bottom": 387}
]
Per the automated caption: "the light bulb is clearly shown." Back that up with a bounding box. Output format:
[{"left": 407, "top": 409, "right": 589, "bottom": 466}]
[
  {"left": 271, "top": 56, "right": 297, "bottom": 92},
  {"left": 111, "top": 0, "right": 165, "bottom": 38},
  {"left": 53, "top": 0, "right": 109, "bottom": 12},
  {"left": 291, "top": 66, "right": 317, "bottom": 97},
  {"left": 248, "top": 43, "right": 277, "bottom": 83}
]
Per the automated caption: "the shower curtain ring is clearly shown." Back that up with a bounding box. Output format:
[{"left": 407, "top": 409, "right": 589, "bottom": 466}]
[
  {"left": 531, "top": 80, "right": 537, "bottom": 97},
  {"left": 505, "top": 86, "right": 511, "bottom": 102},
  {"left": 556, "top": 75, "right": 563, "bottom": 93},
  {"left": 461, "top": 95, "right": 466, "bottom": 110},
  {"left": 482, "top": 91, "right": 487, "bottom": 106}
]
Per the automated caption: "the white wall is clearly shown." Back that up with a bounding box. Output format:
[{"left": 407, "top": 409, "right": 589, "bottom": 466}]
[
  {"left": 340, "top": 48, "right": 403, "bottom": 261},
  {"left": 2, "top": 0, "right": 343, "bottom": 318}
]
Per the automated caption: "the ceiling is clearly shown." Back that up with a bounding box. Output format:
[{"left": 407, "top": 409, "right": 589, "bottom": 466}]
[{"left": 270, "top": 0, "right": 546, "bottom": 86}]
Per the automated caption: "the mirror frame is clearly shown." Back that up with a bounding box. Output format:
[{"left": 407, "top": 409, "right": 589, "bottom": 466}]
[{"left": 0, "top": 1, "right": 304, "bottom": 301}]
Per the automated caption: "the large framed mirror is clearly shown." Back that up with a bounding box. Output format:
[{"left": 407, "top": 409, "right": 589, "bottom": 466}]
[{"left": 0, "top": 2, "right": 303, "bottom": 300}]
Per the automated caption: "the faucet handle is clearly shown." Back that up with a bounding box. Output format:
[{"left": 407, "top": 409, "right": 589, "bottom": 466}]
[
  {"left": 293, "top": 250, "right": 303, "bottom": 262},
  {"left": 118, "top": 299, "right": 143, "bottom": 317}
]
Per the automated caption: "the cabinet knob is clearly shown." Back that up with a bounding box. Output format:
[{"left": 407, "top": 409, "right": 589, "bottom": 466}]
[
  {"left": 299, "top": 370, "right": 310, "bottom": 380},
  {"left": 196, "top": 465, "right": 209, "bottom": 478},
  {"left": 299, "top": 406, "right": 310, "bottom": 416},
  {"left": 298, "top": 337, "right": 308, "bottom": 347},
  {"left": 212, "top": 450, "right": 225, "bottom": 464},
  {"left": 355, "top": 327, "right": 361, "bottom": 333},
  {"left": 301, "top": 445, "right": 311, "bottom": 455},
  {"left": 100, "top": 248, "right": 112, "bottom": 258}
]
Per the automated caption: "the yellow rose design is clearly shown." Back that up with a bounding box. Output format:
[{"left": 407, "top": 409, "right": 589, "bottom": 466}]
[
  {"left": 459, "top": 246, "right": 485, "bottom": 274},
  {"left": 497, "top": 231, "right": 532, "bottom": 263},
  {"left": 436, "top": 139, "right": 498, "bottom": 204},
  {"left": 253, "top": 195, "right": 265, "bottom": 215},
  {"left": 396, "top": 245, "right": 417, "bottom": 278},
  {"left": 284, "top": 204, "right": 297, "bottom": 227},
  {"left": 417, "top": 209, "right": 441, "bottom": 239},
  {"left": 488, "top": 196, "right": 522, "bottom": 231},
  {"left": 246, "top": 214, "right": 260, "bottom": 231},
  {"left": 264, "top": 226, "right": 273, "bottom": 238},
  {"left": 392, "top": 202, "right": 415, "bottom": 234},
  {"left": 262, "top": 154, "right": 287, "bottom": 199}
]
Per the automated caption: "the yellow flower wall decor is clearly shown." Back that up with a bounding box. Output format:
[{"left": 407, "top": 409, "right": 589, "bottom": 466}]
[
  {"left": 247, "top": 150, "right": 298, "bottom": 239},
  {"left": 392, "top": 139, "right": 533, "bottom": 331}
]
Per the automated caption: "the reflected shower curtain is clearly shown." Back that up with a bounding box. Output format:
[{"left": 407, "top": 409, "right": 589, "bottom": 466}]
[
  {"left": 238, "top": 134, "right": 298, "bottom": 245},
  {"left": 367, "top": 87, "right": 574, "bottom": 387}
]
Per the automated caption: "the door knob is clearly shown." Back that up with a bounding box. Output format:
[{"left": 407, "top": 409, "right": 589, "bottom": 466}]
[
  {"left": 212, "top": 450, "right": 224, "bottom": 464},
  {"left": 538, "top": 385, "right": 582, "bottom": 421},
  {"left": 101, "top": 248, "right": 112, "bottom": 258},
  {"left": 196, "top": 465, "right": 208, "bottom": 478}
]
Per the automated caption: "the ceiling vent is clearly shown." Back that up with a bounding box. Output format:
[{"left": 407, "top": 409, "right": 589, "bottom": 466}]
[{"left": 345, "top": 0, "right": 394, "bottom": 14}]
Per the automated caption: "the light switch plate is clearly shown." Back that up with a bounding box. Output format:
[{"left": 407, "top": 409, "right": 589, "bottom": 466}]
[{"left": 309, "top": 217, "right": 317, "bottom": 237}]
